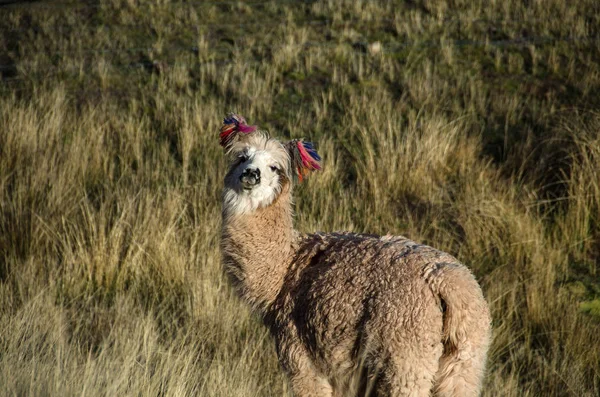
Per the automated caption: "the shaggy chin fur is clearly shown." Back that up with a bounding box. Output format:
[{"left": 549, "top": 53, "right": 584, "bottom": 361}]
[{"left": 220, "top": 130, "right": 491, "bottom": 397}]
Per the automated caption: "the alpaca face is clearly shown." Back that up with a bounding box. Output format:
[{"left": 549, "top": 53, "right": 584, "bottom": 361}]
[
  {"left": 220, "top": 115, "right": 321, "bottom": 216},
  {"left": 223, "top": 135, "right": 290, "bottom": 216}
]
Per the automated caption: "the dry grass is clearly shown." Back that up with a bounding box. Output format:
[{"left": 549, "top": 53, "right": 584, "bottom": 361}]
[{"left": 1, "top": 0, "right": 599, "bottom": 396}]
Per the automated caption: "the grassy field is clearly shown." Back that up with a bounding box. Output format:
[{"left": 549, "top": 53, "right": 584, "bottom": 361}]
[{"left": 1, "top": 0, "right": 599, "bottom": 395}]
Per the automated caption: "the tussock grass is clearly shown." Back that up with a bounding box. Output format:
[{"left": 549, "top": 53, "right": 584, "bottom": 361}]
[{"left": 1, "top": 1, "right": 599, "bottom": 395}]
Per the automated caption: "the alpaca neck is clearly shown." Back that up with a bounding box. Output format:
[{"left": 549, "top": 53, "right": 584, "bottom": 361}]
[{"left": 221, "top": 184, "right": 296, "bottom": 313}]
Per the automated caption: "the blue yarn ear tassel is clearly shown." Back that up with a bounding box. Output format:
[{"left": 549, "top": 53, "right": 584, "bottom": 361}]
[{"left": 301, "top": 142, "right": 322, "bottom": 162}]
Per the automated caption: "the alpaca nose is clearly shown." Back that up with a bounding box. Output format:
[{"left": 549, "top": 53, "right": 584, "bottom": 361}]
[{"left": 240, "top": 168, "right": 261, "bottom": 187}]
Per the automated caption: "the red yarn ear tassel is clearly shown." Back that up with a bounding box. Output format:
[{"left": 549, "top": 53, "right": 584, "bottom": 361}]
[
  {"left": 219, "top": 113, "right": 257, "bottom": 148},
  {"left": 293, "top": 140, "right": 321, "bottom": 182}
]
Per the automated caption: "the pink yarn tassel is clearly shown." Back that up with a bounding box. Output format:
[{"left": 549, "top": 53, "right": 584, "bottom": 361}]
[{"left": 219, "top": 113, "right": 257, "bottom": 148}]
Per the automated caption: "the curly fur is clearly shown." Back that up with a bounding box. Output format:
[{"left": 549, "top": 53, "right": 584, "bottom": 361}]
[{"left": 220, "top": 132, "right": 491, "bottom": 396}]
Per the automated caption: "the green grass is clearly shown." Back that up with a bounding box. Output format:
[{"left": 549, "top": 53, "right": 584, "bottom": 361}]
[{"left": 1, "top": 0, "right": 599, "bottom": 395}]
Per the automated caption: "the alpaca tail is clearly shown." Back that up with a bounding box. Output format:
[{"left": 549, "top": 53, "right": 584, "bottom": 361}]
[{"left": 425, "top": 262, "right": 492, "bottom": 397}]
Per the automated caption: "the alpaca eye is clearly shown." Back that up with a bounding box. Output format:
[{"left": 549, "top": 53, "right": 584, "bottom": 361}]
[
  {"left": 269, "top": 165, "right": 279, "bottom": 172},
  {"left": 238, "top": 154, "right": 249, "bottom": 162}
]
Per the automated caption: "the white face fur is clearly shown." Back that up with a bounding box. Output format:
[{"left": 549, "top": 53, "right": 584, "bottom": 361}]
[{"left": 223, "top": 145, "right": 289, "bottom": 216}]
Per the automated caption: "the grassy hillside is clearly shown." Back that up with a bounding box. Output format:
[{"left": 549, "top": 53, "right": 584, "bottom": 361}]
[{"left": 1, "top": 0, "right": 599, "bottom": 395}]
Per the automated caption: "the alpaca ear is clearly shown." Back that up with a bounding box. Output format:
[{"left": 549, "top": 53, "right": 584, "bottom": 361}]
[
  {"left": 219, "top": 113, "right": 257, "bottom": 150},
  {"left": 286, "top": 140, "right": 322, "bottom": 182}
]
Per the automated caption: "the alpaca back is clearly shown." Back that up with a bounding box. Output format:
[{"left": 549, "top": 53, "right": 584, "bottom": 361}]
[{"left": 267, "top": 232, "right": 490, "bottom": 396}]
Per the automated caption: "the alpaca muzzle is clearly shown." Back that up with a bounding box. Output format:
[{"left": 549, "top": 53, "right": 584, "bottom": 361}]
[{"left": 240, "top": 168, "right": 261, "bottom": 189}]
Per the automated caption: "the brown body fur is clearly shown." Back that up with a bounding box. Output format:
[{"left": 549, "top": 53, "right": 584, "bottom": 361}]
[{"left": 221, "top": 179, "right": 491, "bottom": 396}]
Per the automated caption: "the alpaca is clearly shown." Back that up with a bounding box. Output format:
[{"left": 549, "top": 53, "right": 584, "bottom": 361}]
[{"left": 219, "top": 114, "right": 491, "bottom": 397}]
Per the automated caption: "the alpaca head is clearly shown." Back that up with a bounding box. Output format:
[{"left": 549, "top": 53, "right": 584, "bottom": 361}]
[{"left": 220, "top": 114, "right": 321, "bottom": 216}]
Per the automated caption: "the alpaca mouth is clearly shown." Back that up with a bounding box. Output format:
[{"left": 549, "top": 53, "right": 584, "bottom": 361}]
[
  {"left": 241, "top": 178, "right": 260, "bottom": 190},
  {"left": 240, "top": 169, "right": 261, "bottom": 190}
]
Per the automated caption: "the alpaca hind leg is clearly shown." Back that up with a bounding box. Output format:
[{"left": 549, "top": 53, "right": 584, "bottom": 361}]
[
  {"left": 433, "top": 344, "right": 488, "bottom": 397},
  {"left": 428, "top": 262, "right": 491, "bottom": 396},
  {"left": 375, "top": 355, "right": 437, "bottom": 397}
]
